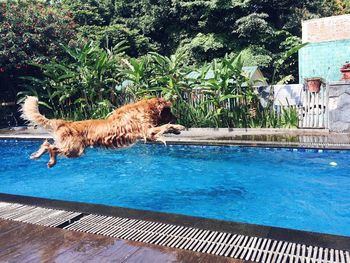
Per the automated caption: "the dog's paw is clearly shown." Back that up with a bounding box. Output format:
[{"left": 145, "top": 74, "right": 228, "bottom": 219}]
[
  {"left": 47, "top": 161, "right": 56, "bottom": 168},
  {"left": 168, "top": 124, "right": 185, "bottom": 134},
  {"left": 173, "top": 124, "right": 186, "bottom": 131},
  {"left": 30, "top": 153, "right": 40, "bottom": 159}
]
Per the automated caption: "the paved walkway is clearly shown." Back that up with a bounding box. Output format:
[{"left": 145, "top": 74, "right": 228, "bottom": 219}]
[{"left": 0, "top": 219, "right": 244, "bottom": 263}]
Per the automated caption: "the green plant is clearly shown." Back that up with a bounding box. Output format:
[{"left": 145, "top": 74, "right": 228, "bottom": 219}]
[
  {"left": 78, "top": 25, "right": 156, "bottom": 57},
  {"left": 280, "top": 106, "right": 299, "bottom": 128},
  {"left": 271, "top": 42, "right": 308, "bottom": 85},
  {"left": 19, "top": 41, "right": 128, "bottom": 120}
]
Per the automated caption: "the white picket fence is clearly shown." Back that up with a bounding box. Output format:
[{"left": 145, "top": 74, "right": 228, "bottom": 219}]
[
  {"left": 300, "top": 84, "right": 329, "bottom": 129},
  {"left": 273, "top": 84, "right": 329, "bottom": 129}
]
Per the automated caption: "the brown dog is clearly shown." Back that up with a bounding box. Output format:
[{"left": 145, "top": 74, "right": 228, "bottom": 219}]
[{"left": 21, "top": 96, "right": 185, "bottom": 168}]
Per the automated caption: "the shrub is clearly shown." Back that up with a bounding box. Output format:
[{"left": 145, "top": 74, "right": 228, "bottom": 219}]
[{"left": 21, "top": 40, "right": 304, "bottom": 129}]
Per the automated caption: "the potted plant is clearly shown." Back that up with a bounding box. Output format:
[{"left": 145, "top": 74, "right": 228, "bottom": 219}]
[
  {"left": 340, "top": 62, "right": 350, "bottom": 80},
  {"left": 305, "top": 77, "right": 322, "bottom": 93}
]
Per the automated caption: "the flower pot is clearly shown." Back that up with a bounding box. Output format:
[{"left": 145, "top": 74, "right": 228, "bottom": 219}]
[
  {"left": 341, "top": 68, "right": 350, "bottom": 80},
  {"left": 305, "top": 78, "right": 322, "bottom": 93}
]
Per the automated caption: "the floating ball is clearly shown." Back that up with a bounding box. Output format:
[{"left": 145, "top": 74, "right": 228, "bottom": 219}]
[{"left": 329, "top": 162, "right": 337, "bottom": 166}]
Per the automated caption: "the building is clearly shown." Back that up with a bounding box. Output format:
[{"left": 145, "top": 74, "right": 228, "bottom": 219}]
[{"left": 298, "top": 14, "right": 350, "bottom": 82}]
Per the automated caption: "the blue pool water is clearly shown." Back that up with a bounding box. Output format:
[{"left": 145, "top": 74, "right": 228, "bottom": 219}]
[{"left": 0, "top": 140, "right": 349, "bottom": 236}]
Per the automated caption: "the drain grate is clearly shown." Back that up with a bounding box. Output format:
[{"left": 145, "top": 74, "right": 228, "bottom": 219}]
[
  {"left": 0, "top": 201, "right": 349, "bottom": 263},
  {"left": 0, "top": 201, "right": 83, "bottom": 227},
  {"left": 64, "top": 214, "right": 350, "bottom": 263}
]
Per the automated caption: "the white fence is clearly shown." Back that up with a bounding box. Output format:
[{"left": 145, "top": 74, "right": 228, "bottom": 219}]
[
  {"left": 273, "top": 84, "right": 329, "bottom": 129},
  {"left": 300, "top": 84, "right": 329, "bottom": 129}
]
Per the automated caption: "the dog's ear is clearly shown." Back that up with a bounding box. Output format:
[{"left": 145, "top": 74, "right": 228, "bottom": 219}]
[
  {"left": 164, "top": 101, "right": 172, "bottom": 107},
  {"left": 156, "top": 98, "right": 172, "bottom": 113}
]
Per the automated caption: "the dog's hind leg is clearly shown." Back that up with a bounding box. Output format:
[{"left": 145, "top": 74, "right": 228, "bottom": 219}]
[
  {"left": 30, "top": 140, "right": 50, "bottom": 160},
  {"left": 30, "top": 140, "right": 59, "bottom": 168},
  {"left": 47, "top": 146, "right": 59, "bottom": 168}
]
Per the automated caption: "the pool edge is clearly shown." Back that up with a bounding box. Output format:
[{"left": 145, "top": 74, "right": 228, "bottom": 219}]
[
  {"left": 0, "top": 192, "right": 348, "bottom": 251},
  {"left": 1, "top": 134, "right": 350, "bottom": 150}
]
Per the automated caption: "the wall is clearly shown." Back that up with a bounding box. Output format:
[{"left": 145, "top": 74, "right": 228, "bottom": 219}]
[
  {"left": 302, "top": 15, "right": 350, "bottom": 43},
  {"left": 299, "top": 15, "right": 350, "bottom": 83},
  {"left": 298, "top": 40, "right": 350, "bottom": 82},
  {"left": 328, "top": 81, "right": 350, "bottom": 132},
  {"left": 273, "top": 84, "right": 303, "bottom": 106}
]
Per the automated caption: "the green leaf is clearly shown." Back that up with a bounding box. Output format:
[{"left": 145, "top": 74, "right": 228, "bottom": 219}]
[
  {"left": 219, "top": 94, "right": 243, "bottom": 102},
  {"left": 38, "top": 101, "right": 53, "bottom": 110}
]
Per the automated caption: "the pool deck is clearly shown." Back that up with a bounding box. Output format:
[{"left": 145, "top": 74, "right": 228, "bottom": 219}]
[{"left": 0, "top": 219, "right": 243, "bottom": 263}]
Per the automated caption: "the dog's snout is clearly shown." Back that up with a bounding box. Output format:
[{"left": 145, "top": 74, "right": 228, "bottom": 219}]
[{"left": 159, "top": 107, "right": 176, "bottom": 124}]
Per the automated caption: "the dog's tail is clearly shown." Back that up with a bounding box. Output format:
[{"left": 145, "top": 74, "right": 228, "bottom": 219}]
[{"left": 21, "top": 96, "right": 55, "bottom": 130}]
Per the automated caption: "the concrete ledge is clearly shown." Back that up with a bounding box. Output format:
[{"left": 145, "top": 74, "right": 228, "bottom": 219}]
[
  {"left": 167, "top": 128, "right": 330, "bottom": 139},
  {"left": 2, "top": 127, "right": 350, "bottom": 149},
  {"left": 0, "top": 127, "right": 330, "bottom": 137}
]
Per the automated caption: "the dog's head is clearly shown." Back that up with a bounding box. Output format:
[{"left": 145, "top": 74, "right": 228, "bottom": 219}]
[{"left": 149, "top": 98, "right": 176, "bottom": 125}]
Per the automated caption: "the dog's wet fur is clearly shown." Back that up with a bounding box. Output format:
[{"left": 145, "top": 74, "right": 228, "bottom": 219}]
[{"left": 21, "top": 97, "right": 185, "bottom": 168}]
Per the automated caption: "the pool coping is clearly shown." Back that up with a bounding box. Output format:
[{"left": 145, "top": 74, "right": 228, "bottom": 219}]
[
  {"left": 1, "top": 126, "right": 350, "bottom": 150},
  {"left": 0, "top": 193, "right": 349, "bottom": 251},
  {"left": 162, "top": 139, "right": 350, "bottom": 150},
  {"left": 2, "top": 134, "right": 350, "bottom": 150}
]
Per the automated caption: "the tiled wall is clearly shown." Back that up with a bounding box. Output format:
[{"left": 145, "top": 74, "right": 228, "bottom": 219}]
[
  {"left": 298, "top": 39, "right": 350, "bottom": 82},
  {"left": 299, "top": 15, "right": 350, "bottom": 83}
]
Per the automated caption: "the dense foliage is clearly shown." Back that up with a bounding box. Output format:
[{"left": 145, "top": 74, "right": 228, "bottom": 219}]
[
  {"left": 21, "top": 42, "right": 300, "bottom": 128},
  {"left": 61, "top": 0, "right": 350, "bottom": 77},
  {"left": 2, "top": 0, "right": 350, "bottom": 74}
]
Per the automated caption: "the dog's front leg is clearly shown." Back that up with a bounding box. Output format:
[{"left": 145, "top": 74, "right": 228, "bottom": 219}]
[
  {"left": 163, "top": 124, "right": 186, "bottom": 135},
  {"left": 147, "top": 124, "right": 185, "bottom": 145},
  {"left": 30, "top": 140, "right": 50, "bottom": 159}
]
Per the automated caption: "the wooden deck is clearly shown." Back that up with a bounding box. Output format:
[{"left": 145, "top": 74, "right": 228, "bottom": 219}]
[{"left": 0, "top": 219, "right": 246, "bottom": 263}]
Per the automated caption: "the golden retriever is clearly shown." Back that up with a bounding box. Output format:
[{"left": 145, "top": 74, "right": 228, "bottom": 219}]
[{"left": 21, "top": 96, "right": 185, "bottom": 168}]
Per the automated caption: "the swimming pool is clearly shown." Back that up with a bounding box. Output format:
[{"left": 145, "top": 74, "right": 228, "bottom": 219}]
[{"left": 0, "top": 140, "right": 349, "bottom": 237}]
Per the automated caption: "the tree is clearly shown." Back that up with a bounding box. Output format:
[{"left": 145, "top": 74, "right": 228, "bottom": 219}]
[
  {"left": 322, "top": 0, "right": 350, "bottom": 16},
  {"left": 177, "top": 33, "right": 229, "bottom": 63},
  {"left": 235, "top": 13, "right": 274, "bottom": 44},
  {"left": 0, "top": 0, "right": 77, "bottom": 103},
  {"left": 0, "top": 0, "right": 77, "bottom": 70},
  {"left": 62, "top": 0, "right": 114, "bottom": 26},
  {"left": 78, "top": 25, "right": 156, "bottom": 57}
]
